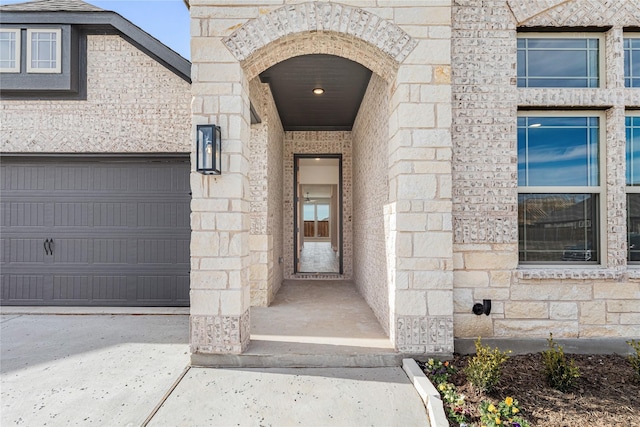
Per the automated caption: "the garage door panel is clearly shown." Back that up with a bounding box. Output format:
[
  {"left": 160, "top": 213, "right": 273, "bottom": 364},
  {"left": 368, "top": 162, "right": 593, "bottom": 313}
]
[
  {"left": 53, "top": 275, "right": 91, "bottom": 301},
  {"left": 2, "top": 202, "right": 47, "bottom": 227},
  {"left": 1, "top": 158, "right": 190, "bottom": 307},
  {"left": 2, "top": 275, "right": 46, "bottom": 301},
  {"left": 137, "top": 275, "right": 189, "bottom": 303},
  {"left": 137, "top": 202, "right": 190, "bottom": 228},
  {"left": 92, "top": 276, "right": 129, "bottom": 301},
  {"left": 137, "top": 167, "right": 175, "bottom": 192},
  {"left": 52, "top": 239, "right": 91, "bottom": 264},
  {"left": 8, "top": 239, "right": 47, "bottom": 263},
  {"left": 94, "top": 167, "right": 132, "bottom": 192},
  {"left": 2, "top": 166, "right": 47, "bottom": 191},
  {"left": 176, "top": 276, "right": 189, "bottom": 302},
  {"left": 54, "top": 167, "right": 92, "bottom": 191},
  {"left": 93, "top": 202, "right": 131, "bottom": 227},
  {"left": 93, "top": 239, "right": 130, "bottom": 264},
  {"left": 54, "top": 202, "right": 92, "bottom": 227}
]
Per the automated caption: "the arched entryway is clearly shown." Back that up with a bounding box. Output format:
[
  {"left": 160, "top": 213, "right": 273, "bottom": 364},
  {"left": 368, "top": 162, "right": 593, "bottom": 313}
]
[{"left": 189, "top": 1, "right": 454, "bottom": 359}]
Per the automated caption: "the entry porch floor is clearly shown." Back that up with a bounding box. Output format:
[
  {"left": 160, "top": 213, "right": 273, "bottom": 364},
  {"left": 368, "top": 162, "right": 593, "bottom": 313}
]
[{"left": 192, "top": 280, "right": 402, "bottom": 368}]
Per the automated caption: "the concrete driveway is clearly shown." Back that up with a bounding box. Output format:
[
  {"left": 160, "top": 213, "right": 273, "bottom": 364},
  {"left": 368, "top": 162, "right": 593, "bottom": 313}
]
[{"left": 1, "top": 313, "right": 429, "bottom": 427}]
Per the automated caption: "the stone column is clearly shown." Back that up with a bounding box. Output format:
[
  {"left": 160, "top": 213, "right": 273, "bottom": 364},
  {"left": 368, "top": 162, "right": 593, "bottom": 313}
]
[
  {"left": 189, "top": 9, "right": 251, "bottom": 354},
  {"left": 390, "top": 4, "right": 455, "bottom": 354}
]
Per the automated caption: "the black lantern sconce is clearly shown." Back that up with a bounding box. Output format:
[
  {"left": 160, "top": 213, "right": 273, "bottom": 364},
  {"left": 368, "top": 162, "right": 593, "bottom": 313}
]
[{"left": 196, "top": 124, "right": 221, "bottom": 175}]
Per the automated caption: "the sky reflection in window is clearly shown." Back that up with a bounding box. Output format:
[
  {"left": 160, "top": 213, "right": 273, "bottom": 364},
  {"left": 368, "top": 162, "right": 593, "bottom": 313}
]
[
  {"left": 518, "top": 116, "right": 599, "bottom": 187},
  {"left": 627, "top": 116, "right": 640, "bottom": 185},
  {"left": 517, "top": 38, "right": 599, "bottom": 88}
]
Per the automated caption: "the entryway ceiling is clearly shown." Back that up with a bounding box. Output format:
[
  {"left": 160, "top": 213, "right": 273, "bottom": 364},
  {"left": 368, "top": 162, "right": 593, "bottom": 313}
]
[{"left": 259, "top": 54, "right": 372, "bottom": 131}]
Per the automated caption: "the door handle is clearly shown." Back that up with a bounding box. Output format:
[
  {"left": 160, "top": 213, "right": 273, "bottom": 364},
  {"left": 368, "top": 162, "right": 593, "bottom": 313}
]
[{"left": 44, "top": 239, "right": 54, "bottom": 256}]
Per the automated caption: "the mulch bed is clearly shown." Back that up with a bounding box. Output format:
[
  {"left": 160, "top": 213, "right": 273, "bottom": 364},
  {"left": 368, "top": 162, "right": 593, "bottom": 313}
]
[{"left": 424, "top": 353, "right": 640, "bottom": 427}]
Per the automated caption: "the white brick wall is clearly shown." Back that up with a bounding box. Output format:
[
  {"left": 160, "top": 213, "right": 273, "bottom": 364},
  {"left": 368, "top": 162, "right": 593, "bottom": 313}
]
[
  {"left": 452, "top": 0, "right": 640, "bottom": 340},
  {"left": 352, "top": 73, "right": 391, "bottom": 335},
  {"left": 249, "top": 78, "right": 284, "bottom": 306},
  {"left": 1, "top": 35, "right": 190, "bottom": 153}
]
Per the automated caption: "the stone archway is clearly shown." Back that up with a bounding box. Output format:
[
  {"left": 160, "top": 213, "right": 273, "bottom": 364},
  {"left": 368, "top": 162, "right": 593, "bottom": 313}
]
[
  {"left": 222, "top": 2, "right": 417, "bottom": 81},
  {"left": 190, "top": 1, "right": 454, "bottom": 357}
]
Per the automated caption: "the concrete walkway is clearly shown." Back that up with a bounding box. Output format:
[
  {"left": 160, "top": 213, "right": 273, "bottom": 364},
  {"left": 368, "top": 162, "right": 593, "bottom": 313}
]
[{"left": 0, "top": 313, "right": 429, "bottom": 427}]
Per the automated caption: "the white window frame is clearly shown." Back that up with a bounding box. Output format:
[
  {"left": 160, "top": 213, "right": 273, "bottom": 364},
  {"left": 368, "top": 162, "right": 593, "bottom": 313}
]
[
  {"left": 624, "top": 33, "right": 640, "bottom": 88},
  {"left": 26, "top": 28, "right": 61, "bottom": 74},
  {"left": 517, "top": 32, "right": 606, "bottom": 89},
  {"left": 517, "top": 110, "right": 607, "bottom": 267},
  {"left": 626, "top": 111, "right": 640, "bottom": 264},
  {"left": 0, "top": 28, "right": 21, "bottom": 73}
]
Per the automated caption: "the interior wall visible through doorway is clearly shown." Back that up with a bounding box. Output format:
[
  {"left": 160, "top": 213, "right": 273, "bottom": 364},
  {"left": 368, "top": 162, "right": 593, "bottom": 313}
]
[{"left": 283, "top": 132, "right": 353, "bottom": 279}]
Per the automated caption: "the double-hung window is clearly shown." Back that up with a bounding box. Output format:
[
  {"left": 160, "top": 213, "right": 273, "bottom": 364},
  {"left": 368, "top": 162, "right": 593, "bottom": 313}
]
[
  {"left": 517, "top": 35, "right": 601, "bottom": 88},
  {"left": 518, "top": 113, "right": 603, "bottom": 264},
  {"left": 0, "top": 29, "right": 21, "bottom": 73},
  {"left": 624, "top": 35, "right": 640, "bottom": 88},
  {"left": 626, "top": 113, "right": 640, "bottom": 262},
  {"left": 26, "top": 28, "right": 61, "bottom": 73}
]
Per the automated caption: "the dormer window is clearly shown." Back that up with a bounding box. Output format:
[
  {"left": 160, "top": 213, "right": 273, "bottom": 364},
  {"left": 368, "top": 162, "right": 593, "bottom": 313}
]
[
  {"left": 27, "top": 28, "right": 61, "bottom": 73},
  {"left": 0, "top": 29, "right": 20, "bottom": 73}
]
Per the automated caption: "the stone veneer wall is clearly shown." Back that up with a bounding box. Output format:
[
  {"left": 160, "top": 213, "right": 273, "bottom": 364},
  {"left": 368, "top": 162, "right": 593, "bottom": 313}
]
[
  {"left": 1, "top": 35, "right": 190, "bottom": 153},
  {"left": 352, "top": 73, "right": 391, "bottom": 335},
  {"left": 191, "top": 0, "right": 455, "bottom": 355},
  {"left": 248, "top": 78, "right": 284, "bottom": 306},
  {"left": 452, "top": 0, "right": 640, "bottom": 340},
  {"left": 283, "top": 131, "right": 353, "bottom": 280}
]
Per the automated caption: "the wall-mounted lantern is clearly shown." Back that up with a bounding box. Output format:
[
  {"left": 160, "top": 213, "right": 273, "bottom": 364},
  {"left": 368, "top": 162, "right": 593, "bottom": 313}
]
[{"left": 196, "top": 124, "right": 221, "bottom": 175}]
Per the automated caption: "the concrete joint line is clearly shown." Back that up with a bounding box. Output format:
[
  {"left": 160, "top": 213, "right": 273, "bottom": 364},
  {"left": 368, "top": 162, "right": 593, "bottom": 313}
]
[
  {"left": 141, "top": 365, "right": 191, "bottom": 427},
  {"left": 402, "top": 358, "right": 449, "bottom": 427}
]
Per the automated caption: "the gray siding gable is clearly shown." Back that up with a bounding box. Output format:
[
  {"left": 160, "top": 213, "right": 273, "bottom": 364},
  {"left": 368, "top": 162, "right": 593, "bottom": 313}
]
[{"left": 0, "top": 8, "right": 191, "bottom": 85}]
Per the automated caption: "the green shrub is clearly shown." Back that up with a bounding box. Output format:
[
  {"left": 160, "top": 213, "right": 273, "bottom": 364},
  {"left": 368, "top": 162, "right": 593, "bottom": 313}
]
[
  {"left": 628, "top": 339, "right": 640, "bottom": 380},
  {"left": 541, "top": 333, "right": 580, "bottom": 392},
  {"left": 464, "top": 337, "right": 511, "bottom": 393}
]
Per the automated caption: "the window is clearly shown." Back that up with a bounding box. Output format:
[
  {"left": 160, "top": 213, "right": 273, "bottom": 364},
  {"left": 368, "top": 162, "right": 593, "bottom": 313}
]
[
  {"left": 626, "top": 114, "right": 640, "bottom": 262},
  {"left": 303, "top": 202, "right": 330, "bottom": 238},
  {"left": 517, "top": 35, "right": 600, "bottom": 88},
  {"left": 518, "top": 114, "right": 603, "bottom": 264},
  {"left": 624, "top": 36, "right": 640, "bottom": 88},
  {"left": 26, "top": 29, "right": 61, "bottom": 73},
  {"left": 0, "top": 29, "right": 20, "bottom": 73}
]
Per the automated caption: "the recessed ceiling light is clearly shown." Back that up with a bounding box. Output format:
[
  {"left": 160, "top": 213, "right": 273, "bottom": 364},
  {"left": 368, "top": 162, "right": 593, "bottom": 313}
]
[{"left": 312, "top": 88, "right": 325, "bottom": 95}]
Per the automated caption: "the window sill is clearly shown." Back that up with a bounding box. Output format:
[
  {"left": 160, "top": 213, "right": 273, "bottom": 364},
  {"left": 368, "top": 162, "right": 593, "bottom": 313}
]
[
  {"left": 626, "top": 268, "right": 640, "bottom": 279},
  {"left": 516, "top": 268, "right": 622, "bottom": 280}
]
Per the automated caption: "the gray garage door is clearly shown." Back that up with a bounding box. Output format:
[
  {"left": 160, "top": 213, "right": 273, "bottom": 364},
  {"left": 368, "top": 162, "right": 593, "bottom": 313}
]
[{"left": 0, "top": 157, "right": 191, "bottom": 306}]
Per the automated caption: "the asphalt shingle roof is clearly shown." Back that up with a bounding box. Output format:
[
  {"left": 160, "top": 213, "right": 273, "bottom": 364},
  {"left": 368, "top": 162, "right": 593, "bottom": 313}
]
[{"left": 0, "top": 0, "right": 104, "bottom": 12}]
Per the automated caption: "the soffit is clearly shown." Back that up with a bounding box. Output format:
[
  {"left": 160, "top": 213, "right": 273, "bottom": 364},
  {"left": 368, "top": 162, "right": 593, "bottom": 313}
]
[{"left": 259, "top": 54, "right": 372, "bottom": 131}]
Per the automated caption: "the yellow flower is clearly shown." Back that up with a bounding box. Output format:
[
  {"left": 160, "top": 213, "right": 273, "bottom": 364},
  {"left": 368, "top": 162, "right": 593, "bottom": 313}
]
[
  {"left": 438, "top": 384, "right": 445, "bottom": 391},
  {"left": 495, "top": 417, "right": 502, "bottom": 424},
  {"left": 512, "top": 407, "right": 520, "bottom": 414},
  {"left": 488, "top": 404, "right": 497, "bottom": 413},
  {"left": 505, "top": 397, "right": 513, "bottom": 406}
]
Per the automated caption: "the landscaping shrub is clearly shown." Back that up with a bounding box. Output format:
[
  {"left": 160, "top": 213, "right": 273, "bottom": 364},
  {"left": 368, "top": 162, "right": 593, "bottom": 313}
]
[
  {"left": 628, "top": 339, "right": 640, "bottom": 381},
  {"left": 541, "top": 333, "right": 580, "bottom": 392},
  {"left": 464, "top": 337, "right": 511, "bottom": 393}
]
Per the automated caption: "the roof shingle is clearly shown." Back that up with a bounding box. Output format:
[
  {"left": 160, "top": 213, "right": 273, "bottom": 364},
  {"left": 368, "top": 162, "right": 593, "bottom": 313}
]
[{"left": 0, "top": 0, "right": 104, "bottom": 12}]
